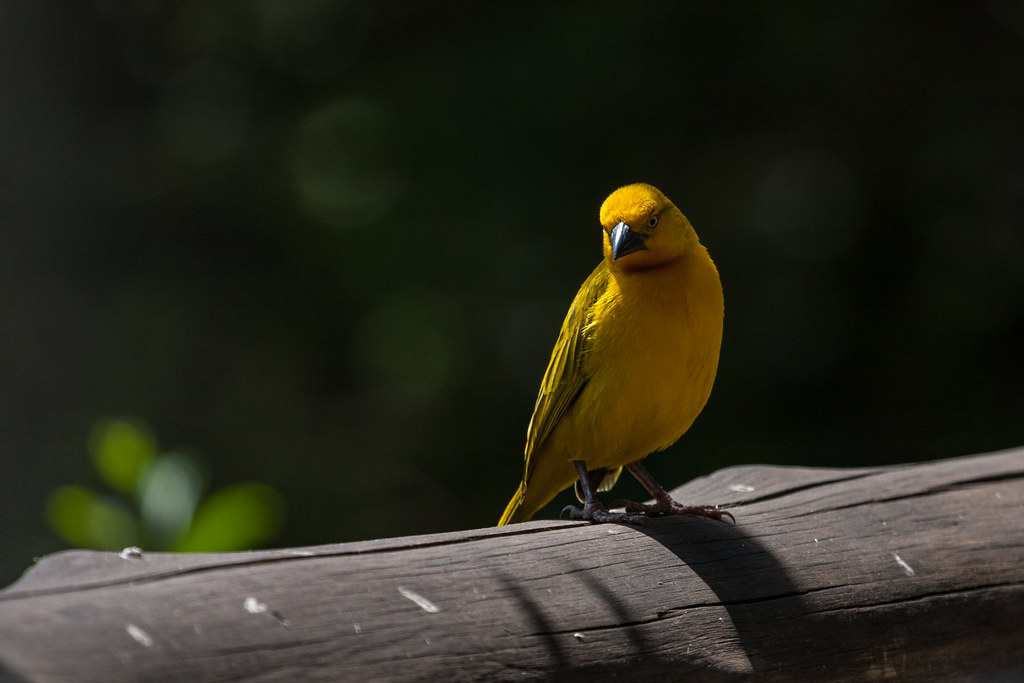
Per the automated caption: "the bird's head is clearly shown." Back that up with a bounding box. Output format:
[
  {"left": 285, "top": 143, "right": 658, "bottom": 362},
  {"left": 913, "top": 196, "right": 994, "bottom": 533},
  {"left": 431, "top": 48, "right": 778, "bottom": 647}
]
[{"left": 599, "top": 183, "right": 698, "bottom": 271}]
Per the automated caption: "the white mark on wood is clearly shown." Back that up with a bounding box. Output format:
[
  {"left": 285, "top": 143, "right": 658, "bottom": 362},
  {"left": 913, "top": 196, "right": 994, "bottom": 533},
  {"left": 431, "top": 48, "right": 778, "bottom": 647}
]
[
  {"left": 286, "top": 550, "right": 315, "bottom": 556},
  {"left": 119, "top": 546, "right": 143, "bottom": 560},
  {"left": 353, "top": 623, "right": 362, "bottom": 634},
  {"left": 398, "top": 586, "right": 440, "bottom": 613},
  {"left": 244, "top": 597, "right": 269, "bottom": 614},
  {"left": 573, "top": 632, "right": 585, "bottom": 641},
  {"left": 729, "top": 484, "right": 755, "bottom": 492},
  {"left": 891, "top": 552, "right": 915, "bottom": 576},
  {"left": 126, "top": 623, "right": 153, "bottom": 647},
  {"left": 244, "top": 597, "right": 289, "bottom": 625}
]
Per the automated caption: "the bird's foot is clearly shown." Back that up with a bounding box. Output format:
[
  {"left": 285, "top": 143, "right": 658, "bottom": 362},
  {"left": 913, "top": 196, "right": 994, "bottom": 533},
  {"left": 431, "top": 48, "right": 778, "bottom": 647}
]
[
  {"left": 611, "top": 497, "right": 736, "bottom": 524},
  {"left": 561, "top": 501, "right": 649, "bottom": 525}
]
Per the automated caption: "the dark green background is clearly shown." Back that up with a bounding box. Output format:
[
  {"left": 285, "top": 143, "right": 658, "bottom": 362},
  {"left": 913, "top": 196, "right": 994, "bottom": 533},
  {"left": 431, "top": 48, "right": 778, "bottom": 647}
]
[{"left": 2, "top": 2, "right": 1023, "bottom": 586}]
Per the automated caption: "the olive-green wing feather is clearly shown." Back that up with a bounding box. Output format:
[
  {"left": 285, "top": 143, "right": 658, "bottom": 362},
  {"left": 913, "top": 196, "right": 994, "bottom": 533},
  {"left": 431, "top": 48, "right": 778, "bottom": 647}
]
[{"left": 521, "top": 262, "right": 611, "bottom": 483}]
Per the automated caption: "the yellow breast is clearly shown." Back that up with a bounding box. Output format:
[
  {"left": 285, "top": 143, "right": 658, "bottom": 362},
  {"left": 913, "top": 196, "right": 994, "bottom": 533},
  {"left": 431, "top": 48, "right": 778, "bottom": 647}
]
[{"left": 555, "top": 243, "right": 723, "bottom": 469}]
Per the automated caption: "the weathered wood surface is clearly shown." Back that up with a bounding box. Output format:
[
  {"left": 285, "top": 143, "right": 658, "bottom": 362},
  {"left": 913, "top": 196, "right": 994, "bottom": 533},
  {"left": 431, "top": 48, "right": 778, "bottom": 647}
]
[{"left": 1, "top": 447, "right": 1023, "bottom": 682}]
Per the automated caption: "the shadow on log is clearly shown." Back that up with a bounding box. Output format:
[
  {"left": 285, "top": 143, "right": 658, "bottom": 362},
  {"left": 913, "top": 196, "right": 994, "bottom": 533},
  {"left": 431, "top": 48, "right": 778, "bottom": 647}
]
[{"left": 2, "top": 447, "right": 1023, "bottom": 682}]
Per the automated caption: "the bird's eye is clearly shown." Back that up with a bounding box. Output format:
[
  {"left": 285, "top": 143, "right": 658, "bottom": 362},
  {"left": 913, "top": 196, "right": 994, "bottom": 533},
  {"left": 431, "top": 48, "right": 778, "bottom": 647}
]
[{"left": 647, "top": 215, "right": 659, "bottom": 229}]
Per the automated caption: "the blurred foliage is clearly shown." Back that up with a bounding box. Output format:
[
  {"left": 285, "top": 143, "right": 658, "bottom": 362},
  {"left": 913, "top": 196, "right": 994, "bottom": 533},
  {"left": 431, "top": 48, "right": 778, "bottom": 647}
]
[
  {"left": 47, "top": 419, "right": 283, "bottom": 552},
  {"left": 2, "top": 2, "right": 1023, "bottom": 586}
]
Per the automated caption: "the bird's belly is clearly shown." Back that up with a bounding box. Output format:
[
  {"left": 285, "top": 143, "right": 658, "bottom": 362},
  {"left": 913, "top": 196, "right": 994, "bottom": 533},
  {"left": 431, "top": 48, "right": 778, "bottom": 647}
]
[{"left": 561, "top": 312, "right": 720, "bottom": 470}]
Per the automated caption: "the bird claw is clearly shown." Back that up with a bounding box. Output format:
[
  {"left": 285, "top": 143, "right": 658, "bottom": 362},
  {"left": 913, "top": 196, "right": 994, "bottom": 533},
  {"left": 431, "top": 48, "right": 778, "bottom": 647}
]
[
  {"left": 561, "top": 504, "right": 649, "bottom": 525},
  {"left": 611, "top": 498, "right": 736, "bottom": 524}
]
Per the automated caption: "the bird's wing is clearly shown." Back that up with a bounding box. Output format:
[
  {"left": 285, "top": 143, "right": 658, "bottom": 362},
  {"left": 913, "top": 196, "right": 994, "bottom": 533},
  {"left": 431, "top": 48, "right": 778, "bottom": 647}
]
[{"left": 522, "top": 262, "right": 610, "bottom": 482}]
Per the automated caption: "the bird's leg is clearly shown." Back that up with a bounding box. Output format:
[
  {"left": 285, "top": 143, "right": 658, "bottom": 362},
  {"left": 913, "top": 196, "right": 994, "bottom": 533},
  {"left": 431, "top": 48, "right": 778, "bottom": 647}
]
[
  {"left": 613, "top": 461, "right": 735, "bottom": 524},
  {"left": 561, "top": 460, "right": 649, "bottom": 524}
]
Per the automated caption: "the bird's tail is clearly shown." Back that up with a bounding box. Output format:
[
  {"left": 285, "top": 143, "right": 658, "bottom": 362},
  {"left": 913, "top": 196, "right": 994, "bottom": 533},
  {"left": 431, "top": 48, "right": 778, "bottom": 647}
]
[
  {"left": 497, "top": 480, "right": 529, "bottom": 526},
  {"left": 498, "top": 458, "right": 580, "bottom": 525}
]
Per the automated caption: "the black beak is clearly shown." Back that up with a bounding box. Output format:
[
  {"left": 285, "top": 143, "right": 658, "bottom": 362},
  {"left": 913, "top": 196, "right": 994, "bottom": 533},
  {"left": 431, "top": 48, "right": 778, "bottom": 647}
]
[{"left": 609, "top": 221, "right": 648, "bottom": 260}]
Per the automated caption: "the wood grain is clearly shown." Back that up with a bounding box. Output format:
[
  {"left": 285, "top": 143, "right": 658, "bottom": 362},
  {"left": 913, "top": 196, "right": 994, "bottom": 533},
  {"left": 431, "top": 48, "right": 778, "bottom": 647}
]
[{"left": 2, "top": 447, "right": 1022, "bottom": 682}]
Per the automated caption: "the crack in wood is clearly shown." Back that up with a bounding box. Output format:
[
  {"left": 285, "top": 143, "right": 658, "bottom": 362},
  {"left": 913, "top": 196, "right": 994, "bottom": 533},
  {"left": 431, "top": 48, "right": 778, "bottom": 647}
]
[
  {"left": 784, "top": 470, "right": 1024, "bottom": 520},
  {"left": 726, "top": 471, "right": 878, "bottom": 507}
]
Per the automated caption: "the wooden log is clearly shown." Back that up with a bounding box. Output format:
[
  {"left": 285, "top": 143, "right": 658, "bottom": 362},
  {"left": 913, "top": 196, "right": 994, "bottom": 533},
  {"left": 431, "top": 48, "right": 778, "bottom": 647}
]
[{"left": 2, "top": 447, "right": 1023, "bottom": 682}]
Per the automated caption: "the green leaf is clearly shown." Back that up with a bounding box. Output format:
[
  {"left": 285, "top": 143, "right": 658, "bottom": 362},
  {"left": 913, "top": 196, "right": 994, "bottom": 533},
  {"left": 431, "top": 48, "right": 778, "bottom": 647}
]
[
  {"left": 47, "top": 485, "right": 139, "bottom": 550},
  {"left": 174, "top": 482, "right": 283, "bottom": 552},
  {"left": 89, "top": 418, "right": 157, "bottom": 495},
  {"left": 46, "top": 485, "right": 95, "bottom": 546}
]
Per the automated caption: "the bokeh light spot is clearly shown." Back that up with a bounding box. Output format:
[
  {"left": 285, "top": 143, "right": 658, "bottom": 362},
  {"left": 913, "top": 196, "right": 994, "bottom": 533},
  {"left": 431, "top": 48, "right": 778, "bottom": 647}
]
[
  {"left": 351, "top": 290, "right": 460, "bottom": 405},
  {"left": 289, "top": 98, "right": 404, "bottom": 228}
]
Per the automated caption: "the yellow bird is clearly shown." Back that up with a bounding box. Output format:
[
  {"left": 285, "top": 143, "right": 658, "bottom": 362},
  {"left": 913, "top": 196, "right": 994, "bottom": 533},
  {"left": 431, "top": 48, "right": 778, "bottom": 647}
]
[{"left": 498, "top": 183, "right": 732, "bottom": 526}]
